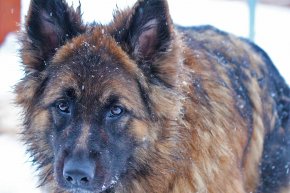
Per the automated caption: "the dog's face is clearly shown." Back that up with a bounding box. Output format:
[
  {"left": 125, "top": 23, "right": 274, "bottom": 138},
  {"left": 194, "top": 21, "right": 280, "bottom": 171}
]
[
  {"left": 46, "top": 43, "right": 146, "bottom": 192},
  {"left": 17, "top": 0, "right": 181, "bottom": 192}
]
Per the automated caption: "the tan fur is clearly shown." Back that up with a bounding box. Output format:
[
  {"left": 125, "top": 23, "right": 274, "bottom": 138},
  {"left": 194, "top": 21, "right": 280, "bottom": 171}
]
[{"left": 16, "top": 0, "right": 290, "bottom": 193}]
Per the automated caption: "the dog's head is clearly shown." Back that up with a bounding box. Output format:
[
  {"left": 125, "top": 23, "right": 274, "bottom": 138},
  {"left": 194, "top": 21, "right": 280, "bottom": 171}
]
[{"left": 16, "top": 0, "right": 183, "bottom": 192}]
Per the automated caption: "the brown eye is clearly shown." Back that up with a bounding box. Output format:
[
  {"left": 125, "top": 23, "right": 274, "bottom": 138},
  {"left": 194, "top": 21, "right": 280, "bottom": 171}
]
[
  {"left": 56, "top": 100, "right": 70, "bottom": 113},
  {"left": 109, "top": 106, "right": 124, "bottom": 117}
]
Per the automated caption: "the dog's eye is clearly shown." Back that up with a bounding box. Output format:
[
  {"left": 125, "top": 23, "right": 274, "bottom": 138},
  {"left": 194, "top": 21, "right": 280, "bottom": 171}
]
[
  {"left": 56, "top": 100, "right": 70, "bottom": 114},
  {"left": 109, "top": 105, "right": 124, "bottom": 117}
]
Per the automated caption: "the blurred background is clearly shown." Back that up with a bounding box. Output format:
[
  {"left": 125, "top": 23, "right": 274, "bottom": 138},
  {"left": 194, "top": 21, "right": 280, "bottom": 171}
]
[{"left": 0, "top": 0, "right": 289, "bottom": 192}]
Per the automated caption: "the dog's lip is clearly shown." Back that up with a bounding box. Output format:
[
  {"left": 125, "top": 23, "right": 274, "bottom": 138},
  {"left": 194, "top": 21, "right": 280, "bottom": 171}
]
[
  {"left": 66, "top": 184, "right": 115, "bottom": 193},
  {"left": 100, "top": 175, "right": 119, "bottom": 191},
  {"left": 62, "top": 175, "right": 119, "bottom": 193}
]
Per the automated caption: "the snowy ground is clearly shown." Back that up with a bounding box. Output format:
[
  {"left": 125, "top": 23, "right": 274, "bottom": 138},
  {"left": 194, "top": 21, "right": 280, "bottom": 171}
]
[{"left": 0, "top": 0, "right": 289, "bottom": 192}]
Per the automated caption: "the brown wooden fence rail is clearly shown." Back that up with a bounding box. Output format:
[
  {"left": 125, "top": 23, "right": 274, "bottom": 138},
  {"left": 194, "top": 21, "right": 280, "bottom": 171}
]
[{"left": 0, "top": 0, "right": 20, "bottom": 44}]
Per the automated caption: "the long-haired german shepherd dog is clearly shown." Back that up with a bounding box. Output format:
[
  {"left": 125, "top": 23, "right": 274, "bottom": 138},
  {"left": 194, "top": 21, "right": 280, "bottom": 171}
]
[{"left": 15, "top": 0, "right": 290, "bottom": 192}]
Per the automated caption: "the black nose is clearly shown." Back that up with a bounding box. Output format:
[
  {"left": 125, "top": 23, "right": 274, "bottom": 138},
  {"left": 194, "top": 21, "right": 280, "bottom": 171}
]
[{"left": 63, "top": 156, "right": 95, "bottom": 187}]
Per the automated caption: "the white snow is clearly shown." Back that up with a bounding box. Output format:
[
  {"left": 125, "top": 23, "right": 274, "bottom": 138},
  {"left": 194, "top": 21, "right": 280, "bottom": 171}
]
[
  {"left": 0, "top": 0, "right": 289, "bottom": 192},
  {"left": 0, "top": 135, "right": 40, "bottom": 193}
]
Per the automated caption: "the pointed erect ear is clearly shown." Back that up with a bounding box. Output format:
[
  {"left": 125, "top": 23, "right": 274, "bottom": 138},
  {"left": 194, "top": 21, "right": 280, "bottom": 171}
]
[
  {"left": 22, "top": 0, "right": 85, "bottom": 73},
  {"left": 126, "top": 0, "right": 173, "bottom": 61}
]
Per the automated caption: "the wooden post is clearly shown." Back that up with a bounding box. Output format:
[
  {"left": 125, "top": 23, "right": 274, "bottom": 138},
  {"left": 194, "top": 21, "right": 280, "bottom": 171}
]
[
  {"left": 248, "top": 0, "right": 257, "bottom": 41},
  {"left": 0, "top": 0, "right": 20, "bottom": 44}
]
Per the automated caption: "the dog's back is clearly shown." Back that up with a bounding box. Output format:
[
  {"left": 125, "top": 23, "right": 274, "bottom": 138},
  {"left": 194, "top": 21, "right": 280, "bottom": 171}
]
[{"left": 180, "top": 25, "right": 290, "bottom": 193}]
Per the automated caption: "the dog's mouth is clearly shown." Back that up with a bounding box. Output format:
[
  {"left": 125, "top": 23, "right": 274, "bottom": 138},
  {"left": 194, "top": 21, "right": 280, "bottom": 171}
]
[
  {"left": 67, "top": 185, "right": 115, "bottom": 193},
  {"left": 59, "top": 175, "right": 118, "bottom": 193},
  {"left": 97, "top": 176, "right": 119, "bottom": 193}
]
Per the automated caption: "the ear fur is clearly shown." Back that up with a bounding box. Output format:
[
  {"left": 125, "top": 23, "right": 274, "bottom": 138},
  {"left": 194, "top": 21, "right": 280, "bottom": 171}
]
[
  {"left": 21, "top": 0, "right": 85, "bottom": 73},
  {"left": 127, "top": 0, "right": 173, "bottom": 61},
  {"left": 116, "top": 0, "right": 180, "bottom": 87}
]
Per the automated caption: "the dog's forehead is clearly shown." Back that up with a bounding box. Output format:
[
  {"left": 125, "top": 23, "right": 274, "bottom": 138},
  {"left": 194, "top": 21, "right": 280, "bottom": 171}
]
[
  {"left": 52, "top": 27, "right": 136, "bottom": 73},
  {"left": 43, "top": 60, "right": 138, "bottom": 107},
  {"left": 43, "top": 28, "right": 141, "bottom": 103},
  {"left": 48, "top": 53, "right": 133, "bottom": 93}
]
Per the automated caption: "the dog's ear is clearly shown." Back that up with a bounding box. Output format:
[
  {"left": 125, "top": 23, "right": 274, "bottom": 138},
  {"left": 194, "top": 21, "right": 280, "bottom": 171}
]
[
  {"left": 21, "top": 0, "right": 85, "bottom": 73},
  {"left": 126, "top": 0, "right": 173, "bottom": 61},
  {"left": 115, "top": 0, "right": 179, "bottom": 86}
]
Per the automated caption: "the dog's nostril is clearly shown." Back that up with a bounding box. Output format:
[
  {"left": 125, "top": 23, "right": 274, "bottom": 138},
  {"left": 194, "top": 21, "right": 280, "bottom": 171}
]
[
  {"left": 80, "top": 177, "right": 89, "bottom": 184},
  {"left": 63, "top": 156, "right": 95, "bottom": 187},
  {"left": 66, "top": 176, "right": 73, "bottom": 182},
  {"left": 63, "top": 170, "right": 93, "bottom": 186}
]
